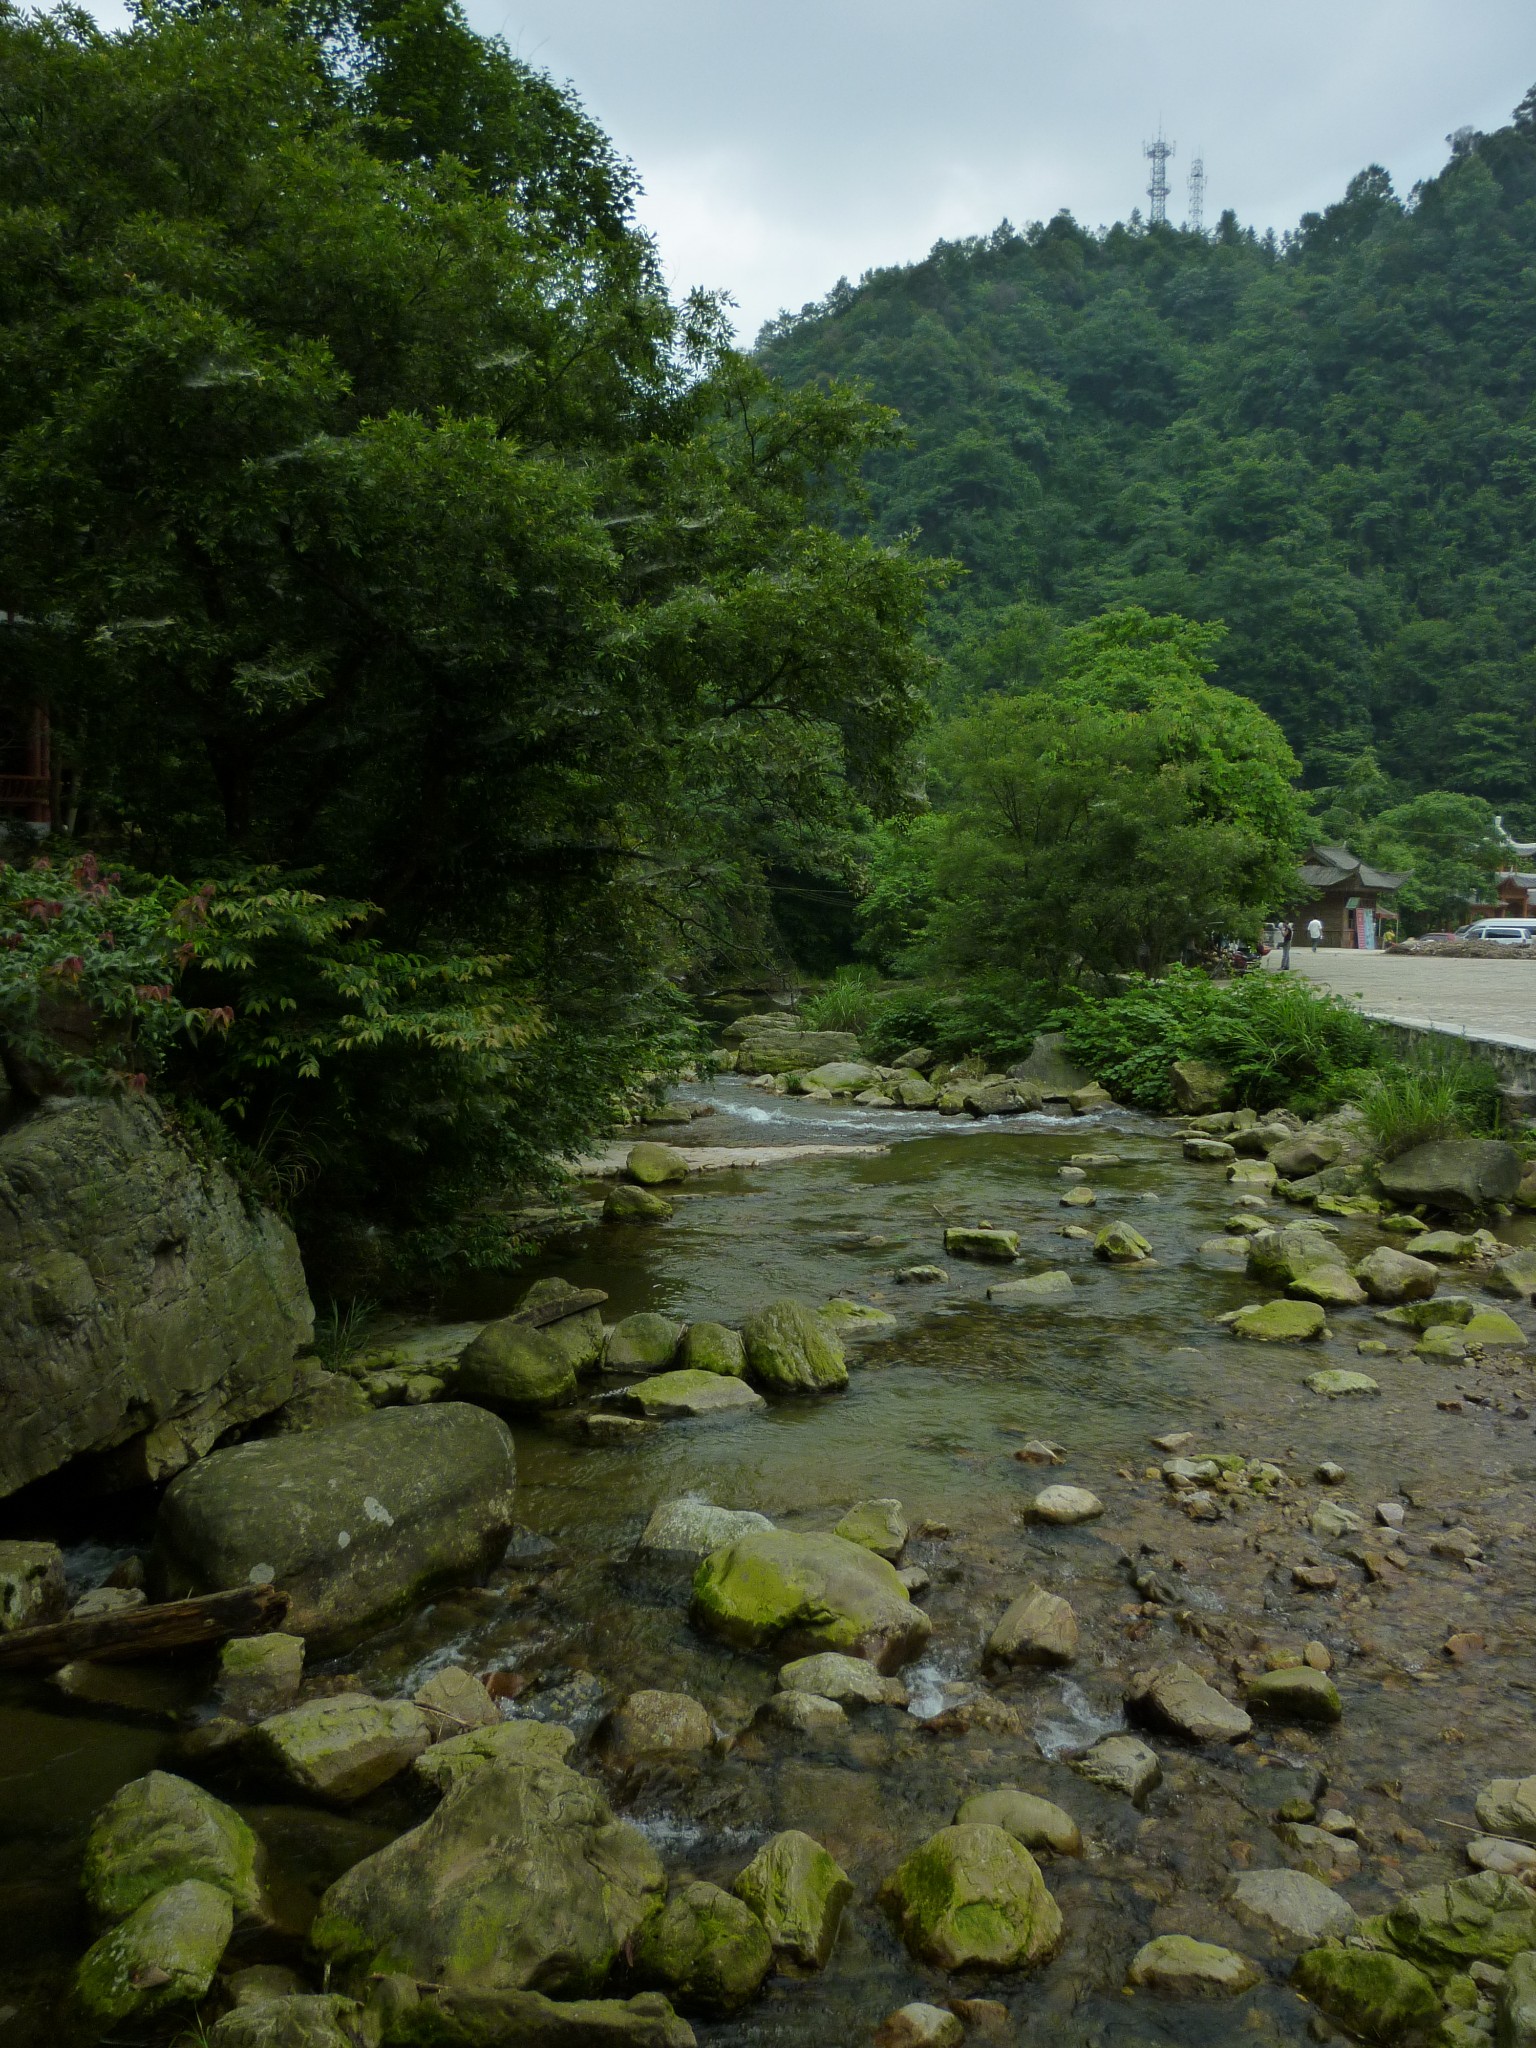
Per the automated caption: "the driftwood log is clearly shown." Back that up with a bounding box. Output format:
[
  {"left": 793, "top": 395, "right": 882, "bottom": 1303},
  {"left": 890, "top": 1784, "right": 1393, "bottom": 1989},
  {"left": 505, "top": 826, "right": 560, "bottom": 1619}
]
[{"left": 0, "top": 1583, "right": 289, "bottom": 1671}]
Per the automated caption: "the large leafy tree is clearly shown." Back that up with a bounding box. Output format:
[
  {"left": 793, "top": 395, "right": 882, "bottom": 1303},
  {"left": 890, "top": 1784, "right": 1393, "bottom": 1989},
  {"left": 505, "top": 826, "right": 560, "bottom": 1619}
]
[
  {"left": 0, "top": 0, "right": 938, "bottom": 1269},
  {"left": 877, "top": 608, "right": 1305, "bottom": 982}
]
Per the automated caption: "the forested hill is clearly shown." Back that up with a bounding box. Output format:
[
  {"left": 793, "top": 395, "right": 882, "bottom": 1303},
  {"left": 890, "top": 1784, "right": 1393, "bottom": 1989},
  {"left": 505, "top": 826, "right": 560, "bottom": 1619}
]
[{"left": 759, "top": 92, "right": 1536, "bottom": 825}]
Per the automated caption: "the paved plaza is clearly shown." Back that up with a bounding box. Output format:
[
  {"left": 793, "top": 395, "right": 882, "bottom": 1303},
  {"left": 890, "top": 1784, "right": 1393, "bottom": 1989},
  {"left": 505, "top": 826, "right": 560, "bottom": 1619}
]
[{"left": 1268, "top": 948, "right": 1536, "bottom": 1051}]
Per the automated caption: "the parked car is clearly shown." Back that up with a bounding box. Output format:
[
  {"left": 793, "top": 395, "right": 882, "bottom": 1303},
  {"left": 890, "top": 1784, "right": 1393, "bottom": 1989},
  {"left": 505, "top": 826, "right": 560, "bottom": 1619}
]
[{"left": 1456, "top": 919, "right": 1536, "bottom": 944}]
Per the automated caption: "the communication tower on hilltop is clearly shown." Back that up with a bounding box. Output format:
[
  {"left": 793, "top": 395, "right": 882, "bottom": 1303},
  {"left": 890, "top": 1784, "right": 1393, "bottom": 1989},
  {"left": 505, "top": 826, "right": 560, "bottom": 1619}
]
[
  {"left": 1187, "top": 152, "right": 1206, "bottom": 233},
  {"left": 1144, "top": 129, "right": 1175, "bottom": 226}
]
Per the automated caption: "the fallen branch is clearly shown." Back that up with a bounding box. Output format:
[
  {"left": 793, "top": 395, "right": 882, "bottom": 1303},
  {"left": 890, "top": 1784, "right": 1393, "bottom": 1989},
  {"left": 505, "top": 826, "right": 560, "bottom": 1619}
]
[{"left": 0, "top": 1584, "right": 290, "bottom": 1672}]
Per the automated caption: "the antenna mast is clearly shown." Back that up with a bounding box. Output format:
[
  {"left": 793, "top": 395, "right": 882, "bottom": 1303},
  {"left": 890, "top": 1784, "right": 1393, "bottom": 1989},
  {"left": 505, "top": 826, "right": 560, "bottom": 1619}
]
[
  {"left": 1187, "top": 150, "right": 1206, "bottom": 233},
  {"left": 1144, "top": 128, "right": 1175, "bottom": 226}
]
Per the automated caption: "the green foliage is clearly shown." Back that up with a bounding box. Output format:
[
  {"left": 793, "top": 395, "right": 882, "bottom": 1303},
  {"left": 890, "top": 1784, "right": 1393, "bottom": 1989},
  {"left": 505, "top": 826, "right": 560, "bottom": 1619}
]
[
  {"left": 0, "top": 854, "right": 227, "bottom": 1093},
  {"left": 1059, "top": 968, "right": 1383, "bottom": 1114},
  {"left": 798, "top": 966, "right": 885, "bottom": 1033},
  {"left": 0, "top": 0, "right": 939, "bottom": 1270},
  {"left": 1360, "top": 1048, "right": 1505, "bottom": 1157},
  {"left": 1354, "top": 792, "right": 1504, "bottom": 930},
  {"left": 886, "top": 607, "right": 1305, "bottom": 982},
  {"left": 761, "top": 109, "right": 1536, "bottom": 824}
]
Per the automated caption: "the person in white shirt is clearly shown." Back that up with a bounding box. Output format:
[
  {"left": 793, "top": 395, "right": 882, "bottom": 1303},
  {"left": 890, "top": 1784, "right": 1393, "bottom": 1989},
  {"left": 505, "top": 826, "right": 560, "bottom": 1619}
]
[{"left": 1307, "top": 917, "right": 1323, "bottom": 952}]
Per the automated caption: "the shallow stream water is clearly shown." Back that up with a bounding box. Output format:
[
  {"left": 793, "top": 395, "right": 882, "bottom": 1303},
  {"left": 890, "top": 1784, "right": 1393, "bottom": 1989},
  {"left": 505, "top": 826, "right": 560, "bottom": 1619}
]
[{"left": 4, "top": 1079, "right": 1535, "bottom": 2045}]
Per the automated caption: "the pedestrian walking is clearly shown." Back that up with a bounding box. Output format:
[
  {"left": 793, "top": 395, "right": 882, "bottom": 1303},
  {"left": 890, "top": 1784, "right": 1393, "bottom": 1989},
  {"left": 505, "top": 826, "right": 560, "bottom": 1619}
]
[
  {"left": 1280, "top": 921, "right": 1292, "bottom": 971},
  {"left": 1307, "top": 916, "right": 1323, "bottom": 953}
]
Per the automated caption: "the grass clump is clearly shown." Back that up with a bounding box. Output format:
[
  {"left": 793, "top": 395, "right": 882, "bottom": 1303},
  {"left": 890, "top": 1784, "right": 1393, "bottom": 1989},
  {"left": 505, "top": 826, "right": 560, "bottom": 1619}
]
[{"left": 1361, "top": 1048, "right": 1504, "bottom": 1158}]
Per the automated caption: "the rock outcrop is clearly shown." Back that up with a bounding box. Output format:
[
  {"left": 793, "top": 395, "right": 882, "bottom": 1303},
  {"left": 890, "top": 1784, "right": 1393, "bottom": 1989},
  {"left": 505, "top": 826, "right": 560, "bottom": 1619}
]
[{"left": 0, "top": 1094, "right": 313, "bottom": 1497}]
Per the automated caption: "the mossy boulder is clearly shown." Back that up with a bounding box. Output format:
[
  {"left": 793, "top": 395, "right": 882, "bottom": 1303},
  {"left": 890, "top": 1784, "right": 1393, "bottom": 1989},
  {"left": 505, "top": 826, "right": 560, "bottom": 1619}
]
[
  {"left": 1126, "top": 1934, "right": 1260, "bottom": 1996},
  {"left": 209, "top": 1995, "right": 373, "bottom": 2048},
  {"left": 620, "top": 1371, "right": 764, "bottom": 1420},
  {"left": 1094, "top": 1222, "right": 1151, "bottom": 1263},
  {"left": 0, "top": 1539, "right": 66, "bottom": 1631},
  {"left": 741, "top": 1300, "right": 847, "bottom": 1393},
  {"left": 1293, "top": 1945, "right": 1439, "bottom": 2042},
  {"left": 454, "top": 1322, "right": 577, "bottom": 1409},
  {"left": 605, "top": 1313, "right": 683, "bottom": 1374},
  {"left": 1245, "top": 1666, "right": 1342, "bottom": 1723},
  {"left": 251, "top": 1694, "right": 431, "bottom": 1803},
  {"left": 879, "top": 1824, "right": 1063, "bottom": 1972},
  {"left": 819, "top": 1299, "right": 898, "bottom": 1334},
  {"left": 1376, "top": 1138, "right": 1522, "bottom": 1211},
  {"left": 83, "top": 1770, "right": 267, "bottom": 1924},
  {"left": 1171, "top": 1059, "right": 1233, "bottom": 1114},
  {"left": 218, "top": 1633, "right": 304, "bottom": 1721},
  {"left": 691, "top": 1530, "right": 930, "bottom": 1671},
  {"left": 71, "top": 1879, "right": 233, "bottom": 2037},
  {"left": 943, "top": 1226, "right": 1019, "bottom": 1261},
  {"left": 1228, "top": 1300, "right": 1328, "bottom": 1343},
  {"left": 153, "top": 1405, "right": 517, "bottom": 1647},
  {"left": 626, "top": 1144, "right": 690, "bottom": 1186},
  {"left": 363, "top": 1984, "right": 693, "bottom": 2047},
  {"left": 833, "top": 1498, "right": 907, "bottom": 1559},
  {"left": 412, "top": 1720, "right": 575, "bottom": 1796},
  {"left": 953, "top": 1790, "right": 1081, "bottom": 1858},
  {"left": 519, "top": 1280, "right": 605, "bottom": 1373},
  {"left": 604, "top": 1185, "right": 675, "bottom": 1223},
  {"left": 634, "top": 1880, "right": 772, "bottom": 2013},
  {"left": 311, "top": 1758, "right": 665, "bottom": 1996},
  {"left": 731, "top": 1830, "right": 851, "bottom": 1969},
  {"left": 1383, "top": 1870, "right": 1536, "bottom": 1970},
  {"left": 1354, "top": 1246, "right": 1439, "bottom": 1305},
  {"left": 800, "top": 1061, "right": 880, "bottom": 1096},
  {"left": 676, "top": 1322, "right": 746, "bottom": 1376},
  {"left": 1464, "top": 1309, "right": 1527, "bottom": 1348}
]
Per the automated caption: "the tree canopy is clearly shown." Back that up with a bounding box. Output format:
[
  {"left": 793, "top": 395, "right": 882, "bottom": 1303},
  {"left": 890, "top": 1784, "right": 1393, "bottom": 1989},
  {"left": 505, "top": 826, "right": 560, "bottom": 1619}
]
[{"left": 0, "top": 0, "right": 938, "bottom": 1273}]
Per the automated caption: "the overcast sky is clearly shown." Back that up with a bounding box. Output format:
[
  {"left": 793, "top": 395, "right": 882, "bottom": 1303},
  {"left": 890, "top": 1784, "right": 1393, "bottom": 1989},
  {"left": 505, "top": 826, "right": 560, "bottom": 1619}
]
[{"left": 460, "top": 0, "right": 1536, "bottom": 343}]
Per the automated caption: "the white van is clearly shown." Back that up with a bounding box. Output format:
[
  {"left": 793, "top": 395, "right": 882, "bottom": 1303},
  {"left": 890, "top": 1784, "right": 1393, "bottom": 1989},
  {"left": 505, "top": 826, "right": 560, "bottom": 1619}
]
[{"left": 1457, "top": 919, "right": 1536, "bottom": 944}]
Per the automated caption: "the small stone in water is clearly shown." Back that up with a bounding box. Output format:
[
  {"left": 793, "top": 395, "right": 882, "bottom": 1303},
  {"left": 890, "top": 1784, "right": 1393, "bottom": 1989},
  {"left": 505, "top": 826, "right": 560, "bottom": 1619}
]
[
  {"left": 1013, "top": 1439, "right": 1064, "bottom": 1464},
  {"left": 1059, "top": 1186, "right": 1097, "bottom": 1207},
  {"left": 1319, "top": 1809, "right": 1358, "bottom": 1836},
  {"left": 1310, "top": 1501, "right": 1363, "bottom": 1539},
  {"left": 897, "top": 1564, "right": 930, "bottom": 1594},
  {"left": 1152, "top": 1431, "right": 1196, "bottom": 1452},
  {"left": 1029, "top": 1484, "right": 1103, "bottom": 1525},
  {"left": 1303, "top": 1642, "right": 1332, "bottom": 1671},
  {"left": 872, "top": 2006, "right": 963, "bottom": 2048},
  {"left": 896, "top": 1265, "right": 948, "bottom": 1284},
  {"left": 1071, "top": 1733, "right": 1162, "bottom": 1803},
  {"left": 1376, "top": 1501, "right": 1406, "bottom": 1527},
  {"left": 1469, "top": 1837, "right": 1536, "bottom": 1877},
  {"left": 1293, "top": 1564, "right": 1338, "bottom": 1590},
  {"left": 1305, "top": 1369, "right": 1379, "bottom": 1397},
  {"left": 757, "top": 1690, "right": 847, "bottom": 1733},
  {"left": 1316, "top": 1461, "right": 1347, "bottom": 1485},
  {"left": 1058, "top": 1165, "right": 1087, "bottom": 1181},
  {"left": 1430, "top": 1526, "right": 1484, "bottom": 1562},
  {"left": 1060, "top": 1224, "right": 1095, "bottom": 1240},
  {"left": 1181, "top": 1490, "right": 1222, "bottom": 1521},
  {"left": 1126, "top": 1934, "right": 1261, "bottom": 1996},
  {"left": 1443, "top": 1631, "right": 1485, "bottom": 1663}
]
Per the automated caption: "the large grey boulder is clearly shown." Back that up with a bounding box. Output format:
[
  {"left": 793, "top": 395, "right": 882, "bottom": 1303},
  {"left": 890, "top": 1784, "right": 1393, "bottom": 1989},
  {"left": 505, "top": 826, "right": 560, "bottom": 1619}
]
[
  {"left": 1378, "top": 1138, "right": 1523, "bottom": 1211},
  {"left": 311, "top": 1758, "right": 665, "bottom": 1996},
  {"left": 733, "top": 1028, "right": 861, "bottom": 1077},
  {"left": 1006, "top": 1032, "right": 1094, "bottom": 1101},
  {"left": 151, "top": 1404, "right": 517, "bottom": 1645},
  {"left": 0, "top": 1094, "right": 312, "bottom": 1497}
]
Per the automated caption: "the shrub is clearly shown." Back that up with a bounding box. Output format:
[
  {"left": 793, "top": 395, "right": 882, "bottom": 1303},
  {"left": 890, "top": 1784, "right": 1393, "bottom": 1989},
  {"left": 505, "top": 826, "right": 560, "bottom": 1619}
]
[
  {"left": 1361, "top": 1048, "right": 1504, "bottom": 1158},
  {"left": 1060, "top": 968, "right": 1384, "bottom": 1115},
  {"left": 799, "top": 966, "right": 886, "bottom": 1033}
]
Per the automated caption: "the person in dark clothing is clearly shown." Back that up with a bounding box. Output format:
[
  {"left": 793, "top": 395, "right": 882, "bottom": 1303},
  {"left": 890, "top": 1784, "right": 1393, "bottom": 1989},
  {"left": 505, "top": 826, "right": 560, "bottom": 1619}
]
[{"left": 1280, "top": 921, "right": 1292, "bottom": 970}]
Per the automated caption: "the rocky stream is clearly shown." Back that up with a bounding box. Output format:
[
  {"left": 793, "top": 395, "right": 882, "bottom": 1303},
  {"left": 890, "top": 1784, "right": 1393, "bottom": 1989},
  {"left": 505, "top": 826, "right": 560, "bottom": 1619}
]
[{"left": 3, "top": 1072, "right": 1536, "bottom": 2048}]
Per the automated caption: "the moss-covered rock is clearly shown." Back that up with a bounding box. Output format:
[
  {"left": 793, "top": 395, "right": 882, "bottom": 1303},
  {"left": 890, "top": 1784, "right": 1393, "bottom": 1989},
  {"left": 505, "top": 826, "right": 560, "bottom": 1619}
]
[
  {"left": 626, "top": 1144, "right": 689, "bottom": 1186},
  {"left": 1126, "top": 1934, "right": 1260, "bottom": 1995},
  {"left": 677, "top": 1323, "right": 746, "bottom": 1376},
  {"left": 943, "top": 1227, "right": 1019, "bottom": 1262},
  {"left": 879, "top": 1823, "right": 1063, "bottom": 1972},
  {"left": 731, "top": 1830, "right": 851, "bottom": 1970},
  {"left": 455, "top": 1321, "right": 577, "bottom": 1409},
  {"left": 741, "top": 1300, "right": 847, "bottom": 1392},
  {"left": 519, "top": 1281, "right": 606, "bottom": 1373},
  {"left": 71, "top": 1878, "right": 233, "bottom": 2037},
  {"left": 218, "top": 1632, "right": 305, "bottom": 1721},
  {"left": 605, "top": 1313, "right": 683, "bottom": 1373},
  {"left": 1383, "top": 1870, "right": 1536, "bottom": 1970},
  {"left": 1094, "top": 1222, "right": 1151, "bottom": 1263},
  {"left": 311, "top": 1758, "right": 665, "bottom": 1996},
  {"left": 634, "top": 1881, "right": 772, "bottom": 2013},
  {"left": 1355, "top": 1246, "right": 1439, "bottom": 1305},
  {"left": 412, "top": 1720, "right": 575, "bottom": 1795},
  {"left": 367, "top": 1982, "right": 694, "bottom": 2048},
  {"left": 777, "top": 1652, "right": 907, "bottom": 1706},
  {"left": 210, "top": 1995, "right": 373, "bottom": 2048},
  {"left": 250, "top": 1694, "right": 431, "bottom": 1802},
  {"left": 953, "top": 1790, "right": 1081, "bottom": 1857},
  {"left": 1464, "top": 1309, "right": 1527, "bottom": 1348},
  {"left": 1293, "top": 1945, "right": 1439, "bottom": 2042},
  {"left": 597, "top": 1691, "right": 713, "bottom": 1770},
  {"left": 620, "top": 1371, "right": 764, "bottom": 1420},
  {"left": 819, "top": 1299, "right": 898, "bottom": 1334},
  {"left": 83, "top": 1770, "right": 268, "bottom": 1923},
  {"left": 0, "top": 1539, "right": 66, "bottom": 1630},
  {"left": 0, "top": 1093, "right": 313, "bottom": 1499},
  {"left": 152, "top": 1404, "right": 523, "bottom": 1648},
  {"left": 691, "top": 1530, "right": 930, "bottom": 1671},
  {"left": 833, "top": 1498, "right": 907, "bottom": 1559},
  {"left": 604, "top": 1185, "right": 674, "bottom": 1223},
  {"left": 1228, "top": 1299, "right": 1328, "bottom": 1343},
  {"left": 1171, "top": 1059, "right": 1233, "bottom": 1113},
  {"left": 1245, "top": 1666, "right": 1342, "bottom": 1723}
]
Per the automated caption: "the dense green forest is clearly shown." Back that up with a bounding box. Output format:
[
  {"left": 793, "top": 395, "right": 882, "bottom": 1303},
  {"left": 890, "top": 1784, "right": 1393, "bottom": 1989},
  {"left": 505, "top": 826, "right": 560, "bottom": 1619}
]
[
  {"left": 760, "top": 96, "right": 1536, "bottom": 831},
  {"left": 0, "top": 0, "right": 936, "bottom": 1275}
]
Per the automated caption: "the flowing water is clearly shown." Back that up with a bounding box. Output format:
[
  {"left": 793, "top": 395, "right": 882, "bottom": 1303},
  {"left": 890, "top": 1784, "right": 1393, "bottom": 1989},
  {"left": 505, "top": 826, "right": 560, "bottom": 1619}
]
[{"left": 4, "top": 1078, "right": 1535, "bottom": 2044}]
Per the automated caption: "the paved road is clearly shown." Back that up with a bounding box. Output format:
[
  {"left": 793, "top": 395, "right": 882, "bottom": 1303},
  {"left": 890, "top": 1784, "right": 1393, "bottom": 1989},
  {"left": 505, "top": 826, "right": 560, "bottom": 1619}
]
[{"left": 1266, "top": 948, "right": 1536, "bottom": 1051}]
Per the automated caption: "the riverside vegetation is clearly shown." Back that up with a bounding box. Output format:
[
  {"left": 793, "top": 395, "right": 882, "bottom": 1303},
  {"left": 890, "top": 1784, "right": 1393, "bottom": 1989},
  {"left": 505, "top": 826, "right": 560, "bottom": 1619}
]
[{"left": 5, "top": 5, "right": 1536, "bottom": 2046}]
